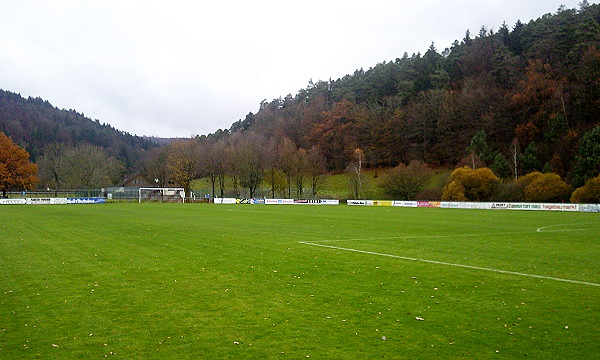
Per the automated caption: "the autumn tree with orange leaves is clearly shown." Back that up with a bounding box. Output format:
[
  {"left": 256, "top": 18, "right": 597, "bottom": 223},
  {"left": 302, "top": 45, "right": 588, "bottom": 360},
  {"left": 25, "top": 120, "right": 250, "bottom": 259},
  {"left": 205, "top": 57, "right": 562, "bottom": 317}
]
[
  {"left": 0, "top": 132, "right": 38, "bottom": 197},
  {"left": 309, "top": 99, "right": 358, "bottom": 170}
]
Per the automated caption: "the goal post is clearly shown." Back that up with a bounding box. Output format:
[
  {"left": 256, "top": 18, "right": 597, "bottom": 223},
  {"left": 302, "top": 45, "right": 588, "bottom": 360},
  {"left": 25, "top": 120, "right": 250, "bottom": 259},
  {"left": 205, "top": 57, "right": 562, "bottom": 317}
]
[{"left": 138, "top": 187, "right": 186, "bottom": 203}]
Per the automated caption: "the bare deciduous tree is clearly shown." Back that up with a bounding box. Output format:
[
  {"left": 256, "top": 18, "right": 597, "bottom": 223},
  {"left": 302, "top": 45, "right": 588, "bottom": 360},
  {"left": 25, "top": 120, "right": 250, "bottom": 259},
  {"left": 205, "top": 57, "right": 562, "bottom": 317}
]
[
  {"left": 64, "top": 143, "right": 124, "bottom": 189},
  {"left": 347, "top": 148, "right": 365, "bottom": 199},
  {"left": 278, "top": 138, "right": 297, "bottom": 198},
  {"left": 307, "top": 146, "right": 327, "bottom": 199},
  {"left": 293, "top": 148, "right": 309, "bottom": 198},
  {"left": 236, "top": 132, "right": 265, "bottom": 198},
  {"left": 168, "top": 139, "right": 202, "bottom": 198},
  {"left": 380, "top": 160, "right": 433, "bottom": 200},
  {"left": 142, "top": 146, "right": 170, "bottom": 187},
  {"left": 263, "top": 138, "right": 280, "bottom": 198},
  {"left": 37, "top": 143, "right": 67, "bottom": 195}
]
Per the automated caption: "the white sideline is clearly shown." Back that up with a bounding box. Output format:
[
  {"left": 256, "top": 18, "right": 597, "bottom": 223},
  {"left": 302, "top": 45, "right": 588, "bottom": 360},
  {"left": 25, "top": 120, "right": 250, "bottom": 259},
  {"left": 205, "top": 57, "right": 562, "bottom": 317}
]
[
  {"left": 308, "top": 231, "right": 532, "bottom": 243},
  {"left": 536, "top": 224, "right": 588, "bottom": 233},
  {"left": 312, "top": 227, "right": 591, "bottom": 244},
  {"left": 298, "top": 241, "right": 600, "bottom": 287}
]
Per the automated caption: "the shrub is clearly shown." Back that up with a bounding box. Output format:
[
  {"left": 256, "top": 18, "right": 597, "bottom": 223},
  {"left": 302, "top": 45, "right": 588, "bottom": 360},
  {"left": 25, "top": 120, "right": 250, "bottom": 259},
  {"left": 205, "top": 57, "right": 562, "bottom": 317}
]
[
  {"left": 442, "top": 166, "right": 499, "bottom": 201},
  {"left": 520, "top": 172, "right": 571, "bottom": 203},
  {"left": 516, "top": 171, "right": 543, "bottom": 188},
  {"left": 442, "top": 180, "right": 468, "bottom": 201},
  {"left": 380, "top": 161, "right": 432, "bottom": 200},
  {"left": 570, "top": 174, "right": 600, "bottom": 203}
]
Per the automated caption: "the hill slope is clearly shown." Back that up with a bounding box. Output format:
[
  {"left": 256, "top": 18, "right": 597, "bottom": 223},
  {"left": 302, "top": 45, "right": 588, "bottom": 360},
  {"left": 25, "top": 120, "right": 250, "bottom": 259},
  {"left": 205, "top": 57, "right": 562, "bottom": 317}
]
[
  {"left": 0, "top": 90, "right": 156, "bottom": 168},
  {"left": 220, "top": 4, "right": 600, "bottom": 183}
]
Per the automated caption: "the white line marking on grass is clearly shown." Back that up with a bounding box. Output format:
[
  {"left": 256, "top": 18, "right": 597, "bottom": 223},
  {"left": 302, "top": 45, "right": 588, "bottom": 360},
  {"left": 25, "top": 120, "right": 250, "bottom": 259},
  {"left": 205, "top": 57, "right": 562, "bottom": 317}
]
[
  {"left": 310, "top": 226, "right": 591, "bottom": 244},
  {"left": 310, "top": 231, "right": 533, "bottom": 243},
  {"left": 536, "top": 224, "right": 588, "bottom": 233},
  {"left": 299, "top": 241, "right": 600, "bottom": 287}
]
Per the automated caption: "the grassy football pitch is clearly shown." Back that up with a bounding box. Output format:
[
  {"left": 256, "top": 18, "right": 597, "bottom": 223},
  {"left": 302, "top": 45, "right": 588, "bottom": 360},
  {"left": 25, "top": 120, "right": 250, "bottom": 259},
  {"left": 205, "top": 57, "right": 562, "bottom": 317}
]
[{"left": 1, "top": 203, "right": 599, "bottom": 359}]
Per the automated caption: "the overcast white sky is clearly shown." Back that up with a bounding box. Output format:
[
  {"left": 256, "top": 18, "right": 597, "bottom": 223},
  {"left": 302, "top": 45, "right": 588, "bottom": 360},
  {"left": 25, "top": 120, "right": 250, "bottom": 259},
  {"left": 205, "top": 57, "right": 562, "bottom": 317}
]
[{"left": 0, "top": 0, "right": 588, "bottom": 138}]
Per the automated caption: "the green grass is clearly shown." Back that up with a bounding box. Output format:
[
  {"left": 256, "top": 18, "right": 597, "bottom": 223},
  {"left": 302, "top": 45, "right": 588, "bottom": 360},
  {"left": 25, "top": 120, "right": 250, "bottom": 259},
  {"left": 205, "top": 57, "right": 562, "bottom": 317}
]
[{"left": 1, "top": 204, "right": 599, "bottom": 359}]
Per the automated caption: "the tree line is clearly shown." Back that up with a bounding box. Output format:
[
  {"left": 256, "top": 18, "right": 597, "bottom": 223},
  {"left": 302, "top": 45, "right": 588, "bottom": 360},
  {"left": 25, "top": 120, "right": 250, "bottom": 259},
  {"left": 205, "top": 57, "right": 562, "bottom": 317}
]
[
  {"left": 0, "top": 90, "right": 156, "bottom": 168},
  {"left": 1, "top": 127, "right": 599, "bottom": 204},
  {"left": 142, "top": 132, "right": 328, "bottom": 200},
  {"left": 211, "top": 3, "right": 600, "bottom": 188}
]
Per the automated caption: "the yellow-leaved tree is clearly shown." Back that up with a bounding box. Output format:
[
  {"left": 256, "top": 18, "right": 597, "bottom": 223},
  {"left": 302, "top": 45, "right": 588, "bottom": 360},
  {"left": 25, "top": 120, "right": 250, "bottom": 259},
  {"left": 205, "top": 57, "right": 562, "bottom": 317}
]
[
  {"left": 442, "top": 166, "right": 499, "bottom": 201},
  {"left": 517, "top": 172, "right": 571, "bottom": 203},
  {"left": 570, "top": 174, "right": 600, "bottom": 203}
]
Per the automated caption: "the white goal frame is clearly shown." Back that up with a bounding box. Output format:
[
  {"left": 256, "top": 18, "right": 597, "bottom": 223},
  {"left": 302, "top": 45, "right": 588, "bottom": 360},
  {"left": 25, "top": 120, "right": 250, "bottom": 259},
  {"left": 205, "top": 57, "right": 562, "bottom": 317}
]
[{"left": 138, "top": 187, "right": 186, "bottom": 203}]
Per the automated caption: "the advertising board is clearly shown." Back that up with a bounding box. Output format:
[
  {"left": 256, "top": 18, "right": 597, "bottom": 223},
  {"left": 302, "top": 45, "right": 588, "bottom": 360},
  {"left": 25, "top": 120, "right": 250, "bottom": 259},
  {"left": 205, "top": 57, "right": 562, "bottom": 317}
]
[
  {"left": 214, "top": 198, "right": 237, "bottom": 204},
  {"left": 0, "top": 198, "right": 27, "bottom": 205},
  {"left": 265, "top": 199, "right": 294, "bottom": 205},
  {"left": 393, "top": 201, "right": 418, "bottom": 207},
  {"left": 373, "top": 200, "right": 393, "bottom": 207},
  {"left": 417, "top": 201, "right": 441, "bottom": 208},
  {"left": 506, "top": 203, "right": 543, "bottom": 210},
  {"left": 67, "top": 198, "right": 106, "bottom": 204},
  {"left": 471, "top": 202, "right": 492, "bottom": 210},
  {"left": 541, "top": 203, "right": 579, "bottom": 211},
  {"left": 580, "top": 204, "right": 600, "bottom": 212},
  {"left": 26, "top": 198, "right": 53, "bottom": 205},
  {"left": 441, "top": 202, "right": 461, "bottom": 209},
  {"left": 293, "top": 199, "right": 317, "bottom": 204},
  {"left": 26, "top": 198, "right": 68, "bottom": 205}
]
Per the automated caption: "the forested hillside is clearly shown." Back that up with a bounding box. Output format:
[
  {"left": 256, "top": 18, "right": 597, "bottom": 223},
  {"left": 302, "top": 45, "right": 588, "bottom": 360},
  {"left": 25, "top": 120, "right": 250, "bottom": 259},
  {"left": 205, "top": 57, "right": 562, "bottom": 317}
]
[
  {"left": 217, "top": 3, "right": 600, "bottom": 185},
  {"left": 0, "top": 90, "right": 156, "bottom": 168}
]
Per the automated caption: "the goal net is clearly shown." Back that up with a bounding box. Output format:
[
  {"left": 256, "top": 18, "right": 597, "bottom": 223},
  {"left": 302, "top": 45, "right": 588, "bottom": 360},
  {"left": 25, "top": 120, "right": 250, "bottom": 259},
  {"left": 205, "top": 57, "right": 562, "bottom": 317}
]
[{"left": 138, "top": 187, "right": 185, "bottom": 203}]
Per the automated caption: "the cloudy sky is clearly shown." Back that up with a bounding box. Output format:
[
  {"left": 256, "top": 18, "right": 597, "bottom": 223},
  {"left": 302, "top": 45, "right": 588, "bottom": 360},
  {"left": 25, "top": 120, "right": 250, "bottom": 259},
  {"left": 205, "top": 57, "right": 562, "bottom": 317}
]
[{"left": 0, "top": 0, "right": 588, "bottom": 138}]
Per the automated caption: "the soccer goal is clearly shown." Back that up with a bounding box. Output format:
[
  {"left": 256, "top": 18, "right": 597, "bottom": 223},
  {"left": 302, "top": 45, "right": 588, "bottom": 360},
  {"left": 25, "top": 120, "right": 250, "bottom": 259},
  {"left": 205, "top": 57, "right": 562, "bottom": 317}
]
[{"left": 138, "top": 187, "right": 186, "bottom": 203}]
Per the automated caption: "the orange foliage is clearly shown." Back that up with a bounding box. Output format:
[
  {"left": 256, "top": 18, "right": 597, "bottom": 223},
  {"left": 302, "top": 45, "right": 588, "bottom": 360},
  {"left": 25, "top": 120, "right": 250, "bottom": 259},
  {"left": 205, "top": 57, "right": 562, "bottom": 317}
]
[
  {"left": 308, "top": 99, "right": 358, "bottom": 170},
  {"left": 0, "top": 132, "right": 38, "bottom": 195},
  {"left": 511, "top": 60, "right": 567, "bottom": 145},
  {"left": 514, "top": 121, "right": 539, "bottom": 145}
]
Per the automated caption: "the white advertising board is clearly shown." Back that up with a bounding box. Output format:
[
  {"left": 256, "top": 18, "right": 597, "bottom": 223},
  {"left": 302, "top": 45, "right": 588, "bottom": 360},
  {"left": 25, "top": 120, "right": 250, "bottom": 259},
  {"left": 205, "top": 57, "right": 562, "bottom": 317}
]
[
  {"left": 214, "top": 198, "right": 237, "bottom": 204},
  {"left": 580, "top": 204, "right": 600, "bottom": 212},
  {"left": 352, "top": 200, "right": 591, "bottom": 212},
  {"left": 541, "top": 203, "right": 579, "bottom": 211},
  {"left": 393, "top": 201, "right": 418, "bottom": 207},
  {"left": 265, "top": 199, "right": 294, "bottom": 205},
  {"left": 0, "top": 198, "right": 27, "bottom": 205},
  {"left": 26, "top": 198, "right": 68, "bottom": 205},
  {"left": 506, "top": 203, "right": 543, "bottom": 211},
  {"left": 319, "top": 199, "right": 340, "bottom": 205},
  {"left": 347, "top": 200, "right": 375, "bottom": 206}
]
